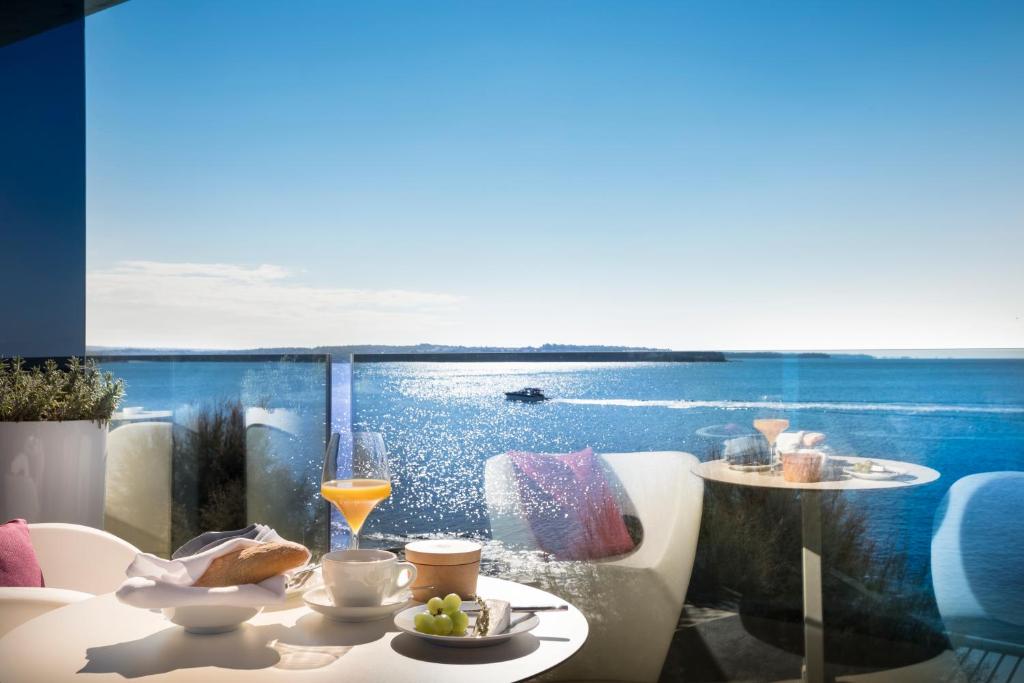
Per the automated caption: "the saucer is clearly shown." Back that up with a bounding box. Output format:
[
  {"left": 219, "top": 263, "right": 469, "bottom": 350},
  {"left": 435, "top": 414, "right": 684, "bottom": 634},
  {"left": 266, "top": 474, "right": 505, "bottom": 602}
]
[{"left": 303, "top": 587, "right": 414, "bottom": 622}]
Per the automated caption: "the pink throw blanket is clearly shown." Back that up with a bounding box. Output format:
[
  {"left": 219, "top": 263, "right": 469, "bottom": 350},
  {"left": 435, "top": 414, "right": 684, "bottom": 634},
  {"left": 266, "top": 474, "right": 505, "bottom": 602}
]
[{"left": 508, "top": 447, "right": 635, "bottom": 560}]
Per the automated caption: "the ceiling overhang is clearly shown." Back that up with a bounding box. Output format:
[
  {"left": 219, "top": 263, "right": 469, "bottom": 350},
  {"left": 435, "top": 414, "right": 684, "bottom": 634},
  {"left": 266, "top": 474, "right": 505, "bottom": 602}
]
[{"left": 1, "top": 1, "right": 129, "bottom": 48}]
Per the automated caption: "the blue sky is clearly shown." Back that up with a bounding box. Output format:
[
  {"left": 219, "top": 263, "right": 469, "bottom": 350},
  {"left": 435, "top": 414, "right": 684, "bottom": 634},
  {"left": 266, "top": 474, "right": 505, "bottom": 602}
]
[{"left": 85, "top": 1, "right": 1024, "bottom": 350}]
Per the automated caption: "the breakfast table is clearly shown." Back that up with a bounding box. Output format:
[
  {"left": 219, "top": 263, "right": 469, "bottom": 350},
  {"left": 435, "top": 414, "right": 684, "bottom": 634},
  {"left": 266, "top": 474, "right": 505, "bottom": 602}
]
[
  {"left": 0, "top": 576, "right": 588, "bottom": 682},
  {"left": 693, "top": 455, "right": 940, "bottom": 683}
]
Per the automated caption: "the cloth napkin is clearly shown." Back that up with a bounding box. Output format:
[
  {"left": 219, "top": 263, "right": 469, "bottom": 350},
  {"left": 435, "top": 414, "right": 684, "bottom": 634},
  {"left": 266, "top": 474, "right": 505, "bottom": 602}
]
[
  {"left": 776, "top": 431, "right": 827, "bottom": 453},
  {"left": 171, "top": 523, "right": 276, "bottom": 559},
  {"left": 116, "top": 525, "right": 306, "bottom": 609}
]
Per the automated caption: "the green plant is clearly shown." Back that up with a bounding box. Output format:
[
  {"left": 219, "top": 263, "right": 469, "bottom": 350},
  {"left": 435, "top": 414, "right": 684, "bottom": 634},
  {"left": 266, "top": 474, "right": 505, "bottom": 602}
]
[
  {"left": 0, "top": 357, "right": 125, "bottom": 425},
  {"left": 169, "top": 399, "right": 329, "bottom": 557},
  {"left": 688, "top": 484, "right": 945, "bottom": 665},
  {"left": 172, "top": 400, "right": 248, "bottom": 549}
]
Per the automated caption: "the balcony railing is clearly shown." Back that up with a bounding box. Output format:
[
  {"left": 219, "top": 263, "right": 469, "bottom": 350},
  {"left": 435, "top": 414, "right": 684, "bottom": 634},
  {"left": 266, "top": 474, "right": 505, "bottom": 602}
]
[
  {"left": 85, "top": 350, "right": 1023, "bottom": 682},
  {"left": 94, "top": 354, "right": 333, "bottom": 558}
]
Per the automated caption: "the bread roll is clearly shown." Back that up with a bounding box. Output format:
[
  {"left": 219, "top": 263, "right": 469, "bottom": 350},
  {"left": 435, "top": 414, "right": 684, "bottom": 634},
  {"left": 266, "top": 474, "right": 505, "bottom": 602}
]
[
  {"left": 193, "top": 541, "right": 309, "bottom": 587},
  {"left": 802, "top": 432, "right": 827, "bottom": 448}
]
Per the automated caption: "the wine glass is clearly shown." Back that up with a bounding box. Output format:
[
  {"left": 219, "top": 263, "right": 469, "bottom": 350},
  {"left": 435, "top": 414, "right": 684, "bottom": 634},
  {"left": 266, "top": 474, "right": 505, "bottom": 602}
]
[
  {"left": 753, "top": 418, "right": 789, "bottom": 469},
  {"left": 321, "top": 432, "right": 392, "bottom": 549}
]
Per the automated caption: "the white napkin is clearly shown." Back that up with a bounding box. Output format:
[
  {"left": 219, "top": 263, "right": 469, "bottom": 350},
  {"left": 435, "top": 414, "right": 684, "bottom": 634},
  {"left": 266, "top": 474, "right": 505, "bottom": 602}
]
[
  {"left": 776, "top": 431, "right": 826, "bottom": 453},
  {"left": 115, "top": 527, "right": 305, "bottom": 609}
]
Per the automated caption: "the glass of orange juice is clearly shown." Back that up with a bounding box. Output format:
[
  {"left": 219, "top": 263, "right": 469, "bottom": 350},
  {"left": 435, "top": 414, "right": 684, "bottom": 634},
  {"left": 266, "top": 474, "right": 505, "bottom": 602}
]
[
  {"left": 321, "top": 432, "right": 392, "bottom": 549},
  {"left": 753, "top": 418, "right": 790, "bottom": 470}
]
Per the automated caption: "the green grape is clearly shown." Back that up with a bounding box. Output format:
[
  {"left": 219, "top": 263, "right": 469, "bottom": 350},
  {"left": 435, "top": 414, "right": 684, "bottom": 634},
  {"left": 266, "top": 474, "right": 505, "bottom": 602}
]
[
  {"left": 426, "top": 597, "right": 444, "bottom": 615},
  {"left": 414, "top": 612, "right": 436, "bottom": 634},
  {"left": 451, "top": 610, "right": 469, "bottom": 636},
  {"left": 433, "top": 613, "right": 454, "bottom": 636},
  {"left": 442, "top": 593, "right": 462, "bottom": 614}
]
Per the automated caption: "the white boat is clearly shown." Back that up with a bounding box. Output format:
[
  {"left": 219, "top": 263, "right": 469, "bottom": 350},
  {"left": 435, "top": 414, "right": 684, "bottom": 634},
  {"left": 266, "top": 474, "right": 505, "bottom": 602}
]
[{"left": 504, "top": 387, "right": 548, "bottom": 402}]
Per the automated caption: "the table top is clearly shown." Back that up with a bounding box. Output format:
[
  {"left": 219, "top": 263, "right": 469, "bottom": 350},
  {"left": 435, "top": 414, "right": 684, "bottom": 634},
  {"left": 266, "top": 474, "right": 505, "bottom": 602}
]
[
  {"left": 0, "top": 576, "right": 587, "bottom": 683},
  {"left": 693, "top": 455, "right": 940, "bottom": 491},
  {"left": 694, "top": 424, "right": 757, "bottom": 439}
]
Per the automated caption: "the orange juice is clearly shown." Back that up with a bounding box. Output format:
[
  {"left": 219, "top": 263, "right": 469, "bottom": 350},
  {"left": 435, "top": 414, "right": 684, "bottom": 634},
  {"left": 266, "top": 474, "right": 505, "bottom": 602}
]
[{"left": 321, "top": 479, "right": 392, "bottom": 534}]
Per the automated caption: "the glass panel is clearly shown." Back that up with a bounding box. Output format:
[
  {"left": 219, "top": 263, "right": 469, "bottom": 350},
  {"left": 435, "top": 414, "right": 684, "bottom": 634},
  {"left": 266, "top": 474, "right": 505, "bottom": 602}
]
[
  {"left": 350, "top": 351, "right": 1024, "bottom": 682},
  {"left": 93, "top": 354, "right": 332, "bottom": 558}
]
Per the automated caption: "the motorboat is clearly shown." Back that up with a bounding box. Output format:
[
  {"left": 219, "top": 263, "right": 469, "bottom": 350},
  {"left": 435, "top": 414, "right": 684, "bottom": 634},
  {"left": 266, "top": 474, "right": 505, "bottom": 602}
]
[{"left": 504, "top": 387, "right": 548, "bottom": 402}]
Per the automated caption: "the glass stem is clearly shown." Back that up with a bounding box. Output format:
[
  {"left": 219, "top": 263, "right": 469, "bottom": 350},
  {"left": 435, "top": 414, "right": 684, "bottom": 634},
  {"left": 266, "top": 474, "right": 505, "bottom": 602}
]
[{"left": 349, "top": 528, "right": 360, "bottom": 549}]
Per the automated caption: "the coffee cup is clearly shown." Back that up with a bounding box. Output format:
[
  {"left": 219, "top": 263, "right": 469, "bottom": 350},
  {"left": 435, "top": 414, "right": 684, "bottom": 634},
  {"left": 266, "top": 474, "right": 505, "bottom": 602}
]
[{"left": 321, "top": 549, "right": 417, "bottom": 607}]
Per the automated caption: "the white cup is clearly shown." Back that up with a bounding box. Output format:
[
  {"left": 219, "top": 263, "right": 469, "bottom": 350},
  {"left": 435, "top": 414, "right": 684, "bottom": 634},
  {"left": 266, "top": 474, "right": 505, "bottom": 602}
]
[{"left": 322, "top": 549, "right": 417, "bottom": 607}]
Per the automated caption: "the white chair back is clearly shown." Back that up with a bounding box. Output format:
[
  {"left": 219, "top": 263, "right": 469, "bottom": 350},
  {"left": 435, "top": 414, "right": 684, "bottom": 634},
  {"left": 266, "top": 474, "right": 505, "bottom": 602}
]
[
  {"left": 932, "top": 471, "right": 1024, "bottom": 652},
  {"left": 104, "top": 422, "right": 173, "bottom": 556},
  {"left": 484, "top": 450, "right": 704, "bottom": 682},
  {"left": 27, "top": 523, "right": 139, "bottom": 594}
]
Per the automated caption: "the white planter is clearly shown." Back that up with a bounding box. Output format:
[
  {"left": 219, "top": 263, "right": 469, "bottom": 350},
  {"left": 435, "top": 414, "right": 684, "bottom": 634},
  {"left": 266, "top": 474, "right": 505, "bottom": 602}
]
[{"left": 0, "top": 420, "right": 108, "bottom": 528}]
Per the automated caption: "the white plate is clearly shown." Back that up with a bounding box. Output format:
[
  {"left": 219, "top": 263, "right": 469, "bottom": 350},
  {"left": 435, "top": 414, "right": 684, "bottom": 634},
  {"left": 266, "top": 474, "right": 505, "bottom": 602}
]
[
  {"left": 844, "top": 467, "right": 904, "bottom": 481},
  {"left": 163, "top": 605, "right": 262, "bottom": 634},
  {"left": 303, "top": 587, "right": 414, "bottom": 622},
  {"left": 728, "top": 463, "right": 772, "bottom": 472},
  {"left": 393, "top": 605, "right": 540, "bottom": 648}
]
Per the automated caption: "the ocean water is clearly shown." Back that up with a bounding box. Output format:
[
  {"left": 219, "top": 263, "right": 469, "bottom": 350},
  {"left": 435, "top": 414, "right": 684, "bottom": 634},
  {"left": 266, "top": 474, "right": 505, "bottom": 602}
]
[{"left": 351, "top": 358, "right": 1024, "bottom": 574}]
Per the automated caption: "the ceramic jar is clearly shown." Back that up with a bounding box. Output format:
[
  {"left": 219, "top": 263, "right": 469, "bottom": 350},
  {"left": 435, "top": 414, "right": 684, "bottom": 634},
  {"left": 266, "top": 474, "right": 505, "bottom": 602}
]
[{"left": 404, "top": 539, "right": 482, "bottom": 602}]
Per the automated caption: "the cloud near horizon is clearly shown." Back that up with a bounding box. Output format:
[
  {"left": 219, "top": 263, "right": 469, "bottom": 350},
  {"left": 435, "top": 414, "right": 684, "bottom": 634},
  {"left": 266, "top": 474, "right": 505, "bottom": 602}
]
[{"left": 86, "top": 261, "right": 464, "bottom": 349}]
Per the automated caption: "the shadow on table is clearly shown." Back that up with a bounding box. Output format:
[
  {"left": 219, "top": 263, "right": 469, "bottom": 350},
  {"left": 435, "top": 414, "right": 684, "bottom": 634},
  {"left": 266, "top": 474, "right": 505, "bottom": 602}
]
[
  {"left": 390, "top": 632, "right": 540, "bottom": 665},
  {"left": 78, "top": 613, "right": 394, "bottom": 678}
]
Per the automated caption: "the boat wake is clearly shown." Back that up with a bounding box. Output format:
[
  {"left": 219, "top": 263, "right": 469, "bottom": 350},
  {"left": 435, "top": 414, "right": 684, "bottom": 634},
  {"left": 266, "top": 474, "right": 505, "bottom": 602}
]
[{"left": 552, "top": 398, "right": 1024, "bottom": 415}]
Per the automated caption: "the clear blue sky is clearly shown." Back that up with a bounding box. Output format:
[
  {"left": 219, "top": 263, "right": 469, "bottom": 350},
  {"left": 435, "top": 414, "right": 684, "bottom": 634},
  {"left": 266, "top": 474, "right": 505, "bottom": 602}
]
[{"left": 85, "top": 0, "right": 1024, "bottom": 351}]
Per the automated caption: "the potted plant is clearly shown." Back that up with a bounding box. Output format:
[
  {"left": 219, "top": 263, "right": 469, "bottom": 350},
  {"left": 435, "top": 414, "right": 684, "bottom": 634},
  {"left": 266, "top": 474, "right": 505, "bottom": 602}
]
[{"left": 0, "top": 357, "right": 124, "bottom": 527}]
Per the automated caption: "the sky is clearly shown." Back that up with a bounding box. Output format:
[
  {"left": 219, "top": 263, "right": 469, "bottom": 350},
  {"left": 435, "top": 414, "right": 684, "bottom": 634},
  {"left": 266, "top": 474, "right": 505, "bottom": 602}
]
[{"left": 85, "top": 0, "right": 1024, "bottom": 352}]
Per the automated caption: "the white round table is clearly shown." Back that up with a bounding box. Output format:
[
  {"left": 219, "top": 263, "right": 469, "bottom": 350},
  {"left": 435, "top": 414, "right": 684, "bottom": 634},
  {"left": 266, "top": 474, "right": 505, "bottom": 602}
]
[
  {"left": 0, "top": 576, "right": 587, "bottom": 682},
  {"left": 693, "top": 456, "right": 939, "bottom": 683}
]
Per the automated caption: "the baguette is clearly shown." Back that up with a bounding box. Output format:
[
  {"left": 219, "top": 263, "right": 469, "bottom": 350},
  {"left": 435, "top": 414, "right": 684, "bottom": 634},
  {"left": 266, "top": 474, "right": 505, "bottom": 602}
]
[{"left": 193, "top": 541, "right": 309, "bottom": 587}]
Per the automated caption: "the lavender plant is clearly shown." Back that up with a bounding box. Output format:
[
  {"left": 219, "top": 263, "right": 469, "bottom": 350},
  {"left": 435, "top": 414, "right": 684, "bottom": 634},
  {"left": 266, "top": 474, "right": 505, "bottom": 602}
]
[{"left": 0, "top": 357, "right": 125, "bottom": 425}]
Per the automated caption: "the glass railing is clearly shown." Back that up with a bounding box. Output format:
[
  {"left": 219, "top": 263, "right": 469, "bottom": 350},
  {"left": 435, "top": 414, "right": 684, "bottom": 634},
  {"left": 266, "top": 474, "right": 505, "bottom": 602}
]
[
  {"left": 92, "top": 354, "right": 334, "bottom": 558},
  {"left": 347, "top": 351, "right": 1024, "bottom": 682}
]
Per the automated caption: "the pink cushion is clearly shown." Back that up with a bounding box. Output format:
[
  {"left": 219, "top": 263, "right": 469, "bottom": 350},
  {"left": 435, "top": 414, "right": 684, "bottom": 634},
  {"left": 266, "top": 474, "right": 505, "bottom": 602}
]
[
  {"left": 508, "top": 448, "right": 636, "bottom": 560},
  {"left": 0, "top": 519, "right": 44, "bottom": 587}
]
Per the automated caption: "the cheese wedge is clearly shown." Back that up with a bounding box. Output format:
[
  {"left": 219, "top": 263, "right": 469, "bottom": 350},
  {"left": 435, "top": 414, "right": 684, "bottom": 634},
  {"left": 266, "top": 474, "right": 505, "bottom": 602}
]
[{"left": 473, "top": 598, "right": 511, "bottom": 636}]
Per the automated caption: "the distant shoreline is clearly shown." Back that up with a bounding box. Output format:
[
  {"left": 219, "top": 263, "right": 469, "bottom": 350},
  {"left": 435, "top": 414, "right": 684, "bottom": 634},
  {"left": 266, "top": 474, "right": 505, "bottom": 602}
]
[
  {"left": 87, "top": 344, "right": 841, "bottom": 361},
  {"left": 351, "top": 351, "right": 727, "bottom": 363}
]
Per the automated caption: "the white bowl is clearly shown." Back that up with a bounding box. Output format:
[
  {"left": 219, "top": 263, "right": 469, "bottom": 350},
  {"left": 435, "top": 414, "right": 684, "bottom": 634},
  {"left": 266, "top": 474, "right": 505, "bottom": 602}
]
[{"left": 162, "top": 604, "right": 263, "bottom": 634}]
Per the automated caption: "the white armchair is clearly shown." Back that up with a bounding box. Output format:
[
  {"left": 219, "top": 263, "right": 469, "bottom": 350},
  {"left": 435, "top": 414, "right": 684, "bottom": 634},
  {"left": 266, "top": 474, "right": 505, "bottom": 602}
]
[
  {"left": 485, "top": 450, "right": 704, "bottom": 682},
  {"left": 0, "top": 523, "right": 139, "bottom": 637},
  {"left": 931, "top": 471, "right": 1024, "bottom": 654}
]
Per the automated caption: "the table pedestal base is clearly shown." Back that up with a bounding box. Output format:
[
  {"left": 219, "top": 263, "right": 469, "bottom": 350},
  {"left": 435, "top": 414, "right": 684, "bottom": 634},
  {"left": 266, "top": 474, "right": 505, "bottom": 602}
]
[{"left": 802, "top": 491, "right": 825, "bottom": 683}]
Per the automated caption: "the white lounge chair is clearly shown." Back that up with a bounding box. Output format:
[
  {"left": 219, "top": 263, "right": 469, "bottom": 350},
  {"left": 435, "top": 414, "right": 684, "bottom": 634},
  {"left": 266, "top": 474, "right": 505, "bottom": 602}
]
[
  {"left": 0, "top": 523, "right": 139, "bottom": 637},
  {"left": 104, "top": 421, "right": 173, "bottom": 556},
  {"left": 485, "top": 450, "right": 704, "bottom": 682},
  {"left": 931, "top": 471, "right": 1024, "bottom": 656}
]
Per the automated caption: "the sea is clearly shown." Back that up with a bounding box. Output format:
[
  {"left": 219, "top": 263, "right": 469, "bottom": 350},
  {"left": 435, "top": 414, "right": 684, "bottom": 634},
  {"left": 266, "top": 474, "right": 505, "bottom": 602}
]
[{"left": 100, "top": 356, "right": 1024, "bottom": 582}]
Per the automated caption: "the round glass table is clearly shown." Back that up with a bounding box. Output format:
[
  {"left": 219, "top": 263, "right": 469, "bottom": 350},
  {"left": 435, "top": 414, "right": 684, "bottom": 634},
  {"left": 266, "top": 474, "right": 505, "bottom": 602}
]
[{"left": 693, "top": 455, "right": 940, "bottom": 683}]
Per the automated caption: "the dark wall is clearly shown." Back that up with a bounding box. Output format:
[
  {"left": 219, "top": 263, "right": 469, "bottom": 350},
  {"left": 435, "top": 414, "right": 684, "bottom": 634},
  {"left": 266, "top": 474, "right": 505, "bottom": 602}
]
[{"left": 0, "top": 19, "right": 86, "bottom": 358}]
